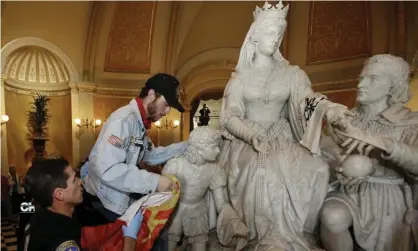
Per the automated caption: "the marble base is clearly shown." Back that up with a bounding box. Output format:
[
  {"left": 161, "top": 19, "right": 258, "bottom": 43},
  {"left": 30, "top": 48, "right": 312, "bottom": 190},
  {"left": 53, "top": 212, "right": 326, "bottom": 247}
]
[
  {"left": 175, "top": 229, "right": 325, "bottom": 251},
  {"left": 175, "top": 229, "right": 233, "bottom": 251}
]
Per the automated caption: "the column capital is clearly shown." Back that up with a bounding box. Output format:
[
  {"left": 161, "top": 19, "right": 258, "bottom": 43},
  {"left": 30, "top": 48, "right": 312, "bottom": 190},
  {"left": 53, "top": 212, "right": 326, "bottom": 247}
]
[
  {"left": 183, "top": 104, "right": 192, "bottom": 112},
  {"left": 76, "top": 82, "right": 96, "bottom": 93}
]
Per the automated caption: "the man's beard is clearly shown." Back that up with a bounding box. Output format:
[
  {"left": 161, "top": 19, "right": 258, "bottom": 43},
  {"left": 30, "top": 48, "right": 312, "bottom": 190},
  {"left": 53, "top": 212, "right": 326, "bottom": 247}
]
[{"left": 147, "top": 99, "right": 160, "bottom": 122}]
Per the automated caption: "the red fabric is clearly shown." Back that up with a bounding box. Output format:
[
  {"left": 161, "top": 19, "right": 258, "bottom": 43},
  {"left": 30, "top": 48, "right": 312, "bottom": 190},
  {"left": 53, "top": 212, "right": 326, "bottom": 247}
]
[
  {"left": 80, "top": 177, "right": 180, "bottom": 251},
  {"left": 136, "top": 97, "right": 151, "bottom": 130},
  {"left": 81, "top": 220, "right": 125, "bottom": 251}
]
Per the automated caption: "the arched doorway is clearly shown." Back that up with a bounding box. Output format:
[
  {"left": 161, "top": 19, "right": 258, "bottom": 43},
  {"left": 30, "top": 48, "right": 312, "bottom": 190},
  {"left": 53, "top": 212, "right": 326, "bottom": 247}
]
[
  {"left": 181, "top": 79, "right": 229, "bottom": 140},
  {"left": 1, "top": 37, "right": 78, "bottom": 174},
  {"left": 189, "top": 91, "right": 224, "bottom": 132}
]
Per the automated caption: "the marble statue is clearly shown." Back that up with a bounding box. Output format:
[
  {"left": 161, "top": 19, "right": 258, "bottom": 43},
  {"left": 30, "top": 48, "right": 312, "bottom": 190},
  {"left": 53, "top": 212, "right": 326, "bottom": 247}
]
[
  {"left": 217, "top": 1, "right": 355, "bottom": 250},
  {"left": 162, "top": 126, "right": 248, "bottom": 251},
  {"left": 320, "top": 54, "right": 418, "bottom": 251},
  {"left": 336, "top": 154, "right": 374, "bottom": 178}
]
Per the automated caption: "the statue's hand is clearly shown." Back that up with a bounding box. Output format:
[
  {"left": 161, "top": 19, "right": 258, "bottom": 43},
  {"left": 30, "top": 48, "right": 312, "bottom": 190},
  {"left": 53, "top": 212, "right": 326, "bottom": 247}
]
[
  {"left": 336, "top": 172, "right": 365, "bottom": 193},
  {"left": 230, "top": 218, "right": 249, "bottom": 238},
  {"left": 230, "top": 218, "right": 249, "bottom": 251},
  {"left": 251, "top": 135, "right": 268, "bottom": 154},
  {"left": 404, "top": 208, "right": 418, "bottom": 225},
  {"left": 326, "top": 106, "right": 356, "bottom": 130},
  {"left": 380, "top": 138, "right": 395, "bottom": 159},
  {"left": 340, "top": 137, "right": 375, "bottom": 157},
  {"left": 217, "top": 204, "right": 249, "bottom": 248}
]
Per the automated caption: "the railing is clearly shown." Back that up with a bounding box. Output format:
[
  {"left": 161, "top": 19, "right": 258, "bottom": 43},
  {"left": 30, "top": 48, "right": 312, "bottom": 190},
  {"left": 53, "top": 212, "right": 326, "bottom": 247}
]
[{"left": 193, "top": 116, "right": 220, "bottom": 129}]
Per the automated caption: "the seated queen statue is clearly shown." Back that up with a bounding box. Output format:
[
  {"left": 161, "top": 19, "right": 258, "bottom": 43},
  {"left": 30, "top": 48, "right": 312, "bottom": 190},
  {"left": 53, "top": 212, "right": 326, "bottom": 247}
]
[{"left": 217, "top": 1, "right": 355, "bottom": 250}]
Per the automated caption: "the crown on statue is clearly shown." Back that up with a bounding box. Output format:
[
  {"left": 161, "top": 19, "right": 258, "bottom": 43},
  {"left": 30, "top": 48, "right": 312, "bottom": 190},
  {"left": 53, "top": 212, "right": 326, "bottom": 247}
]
[{"left": 253, "top": 0, "right": 289, "bottom": 21}]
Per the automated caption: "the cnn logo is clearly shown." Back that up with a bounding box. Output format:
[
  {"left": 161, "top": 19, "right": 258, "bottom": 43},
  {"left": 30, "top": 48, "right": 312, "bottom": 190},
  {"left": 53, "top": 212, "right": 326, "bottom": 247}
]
[{"left": 20, "top": 202, "right": 35, "bottom": 213}]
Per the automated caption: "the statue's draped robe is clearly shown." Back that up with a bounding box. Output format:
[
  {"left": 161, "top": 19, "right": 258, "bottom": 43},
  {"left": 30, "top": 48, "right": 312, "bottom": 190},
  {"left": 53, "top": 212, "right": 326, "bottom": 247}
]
[
  {"left": 325, "top": 104, "right": 418, "bottom": 251},
  {"left": 218, "top": 64, "right": 337, "bottom": 250}
]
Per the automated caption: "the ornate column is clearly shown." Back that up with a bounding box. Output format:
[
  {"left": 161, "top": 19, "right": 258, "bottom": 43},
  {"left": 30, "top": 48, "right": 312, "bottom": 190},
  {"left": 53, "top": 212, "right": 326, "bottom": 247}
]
[
  {"left": 70, "top": 82, "right": 80, "bottom": 166},
  {"left": 164, "top": 2, "right": 180, "bottom": 74},
  {"left": 1, "top": 76, "right": 9, "bottom": 175},
  {"left": 181, "top": 105, "right": 191, "bottom": 141},
  {"left": 73, "top": 82, "right": 96, "bottom": 165}
]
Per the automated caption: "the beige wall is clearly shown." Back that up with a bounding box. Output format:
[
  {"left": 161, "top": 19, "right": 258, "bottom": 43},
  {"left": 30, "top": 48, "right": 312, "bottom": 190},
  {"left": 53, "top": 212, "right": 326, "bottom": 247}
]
[
  {"left": 92, "top": 95, "right": 181, "bottom": 147},
  {"left": 407, "top": 77, "right": 418, "bottom": 111},
  {"left": 177, "top": 1, "right": 258, "bottom": 67},
  {"left": 288, "top": 2, "right": 393, "bottom": 82},
  {"left": 406, "top": 1, "right": 418, "bottom": 64},
  {"left": 5, "top": 90, "right": 72, "bottom": 174},
  {"left": 2, "top": 1, "right": 418, "bottom": 172},
  {"left": 175, "top": 1, "right": 397, "bottom": 100},
  {"left": 1, "top": 1, "right": 91, "bottom": 82},
  {"left": 404, "top": 1, "right": 418, "bottom": 112},
  {"left": 90, "top": 1, "right": 173, "bottom": 87}
]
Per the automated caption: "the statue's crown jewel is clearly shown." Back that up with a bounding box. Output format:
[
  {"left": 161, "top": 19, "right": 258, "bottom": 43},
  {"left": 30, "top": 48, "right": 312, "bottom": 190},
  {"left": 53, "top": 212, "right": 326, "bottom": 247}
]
[{"left": 253, "top": 0, "right": 289, "bottom": 21}]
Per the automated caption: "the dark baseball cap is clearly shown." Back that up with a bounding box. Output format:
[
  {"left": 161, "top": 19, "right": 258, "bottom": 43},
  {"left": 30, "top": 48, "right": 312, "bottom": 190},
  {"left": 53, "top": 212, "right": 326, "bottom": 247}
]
[{"left": 145, "top": 73, "right": 185, "bottom": 112}]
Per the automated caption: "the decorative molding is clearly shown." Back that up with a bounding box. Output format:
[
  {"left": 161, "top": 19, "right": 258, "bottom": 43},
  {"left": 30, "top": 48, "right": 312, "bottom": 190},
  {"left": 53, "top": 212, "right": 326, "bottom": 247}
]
[
  {"left": 183, "top": 105, "right": 192, "bottom": 113},
  {"left": 82, "top": 2, "right": 102, "bottom": 82},
  {"left": 3, "top": 79, "right": 70, "bottom": 95},
  {"left": 104, "top": 2, "right": 156, "bottom": 73},
  {"left": 183, "top": 62, "right": 235, "bottom": 91},
  {"left": 1, "top": 37, "right": 78, "bottom": 82},
  {"left": 68, "top": 81, "right": 138, "bottom": 97},
  {"left": 312, "top": 78, "right": 358, "bottom": 93},
  {"left": 176, "top": 47, "right": 240, "bottom": 83},
  {"left": 94, "top": 86, "right": 138, "bottom": 97},
  {"left": 185, "top": 79, "right": 229, "bottom": 105},
  {"left": 307, "top": 2, "right": 371, "bottom": 65},
  {"left": 2, "top": 46, "right": 71, "bottom": 94},
  {"left": 76, "top": 82, "right": 96, "bottom": 93},
  {"left": 164, "top": 2, "right": 180, "bottom": 74},
  {"left": 3, "top": 83, "right": 70, "bottom": 96}
]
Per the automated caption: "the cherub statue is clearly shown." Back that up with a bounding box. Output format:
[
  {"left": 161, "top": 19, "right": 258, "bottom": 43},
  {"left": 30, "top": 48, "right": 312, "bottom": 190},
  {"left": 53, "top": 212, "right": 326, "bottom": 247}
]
[
  {"left": 320, "top": 54, "right": 418, "bottom": 251},
  {"left": 217, "top": 1, "right": 354, "bottom": 250},
  {"left": 162, "top": 126, "right": 248, "bottom": 251}
]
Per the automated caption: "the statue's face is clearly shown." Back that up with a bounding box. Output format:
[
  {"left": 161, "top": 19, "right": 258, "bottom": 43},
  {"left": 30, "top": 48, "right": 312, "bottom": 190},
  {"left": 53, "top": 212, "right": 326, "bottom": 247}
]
[
  {"left": 256, "top": 23, "right": 285, "bottom": 56},
  {"left": 200, "top": 140, "right": 220, "bottom": 162},
  {"left": 357, "top": 62, "right": 392, "bottom": 105}
]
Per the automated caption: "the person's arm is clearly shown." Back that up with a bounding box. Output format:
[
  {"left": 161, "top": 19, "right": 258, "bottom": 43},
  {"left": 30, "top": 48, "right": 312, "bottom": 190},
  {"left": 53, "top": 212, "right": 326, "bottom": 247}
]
[
  {"left": 142, "top": 140, "right": 188, "bottom": 166},
  {"left": 94, "top": 119, "right": 160, "bottom": 194},
  {"left": 382, "top": 137, "right": 418, "bottom": 175},
  {"left": 122, "top": 237, "right": 136, "bottom": 251},
  {"left": 121, "top": 210, "right": 143, "bottom": 251},
  {"left": 209, "top": 165, "right": 228, "bottom": 213}
]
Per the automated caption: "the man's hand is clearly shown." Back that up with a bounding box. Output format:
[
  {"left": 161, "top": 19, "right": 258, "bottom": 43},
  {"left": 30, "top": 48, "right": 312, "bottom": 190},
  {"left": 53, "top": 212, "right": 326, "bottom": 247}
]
[{"left": 156, "top": 175, "right": 176, "bottom": 192}]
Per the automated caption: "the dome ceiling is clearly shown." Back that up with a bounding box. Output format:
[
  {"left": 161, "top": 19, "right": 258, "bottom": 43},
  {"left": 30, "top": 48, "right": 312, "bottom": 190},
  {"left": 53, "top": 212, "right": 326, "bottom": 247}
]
[{"left": 3, "top": 46, "right": 70, "bottom": 93}]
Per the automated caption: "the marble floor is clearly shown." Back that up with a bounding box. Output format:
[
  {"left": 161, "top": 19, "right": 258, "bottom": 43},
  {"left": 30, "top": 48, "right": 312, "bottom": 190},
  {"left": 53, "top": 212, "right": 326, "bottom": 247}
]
[{"left": 1, "top": 219, "right": 17, "bottom": 251}]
